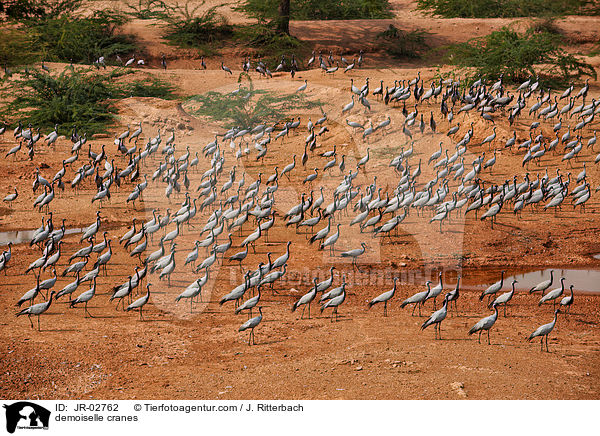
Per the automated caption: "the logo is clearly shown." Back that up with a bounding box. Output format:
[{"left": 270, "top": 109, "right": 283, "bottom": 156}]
[{"left": 3, "top": 402, "right": 50, "bottom": 433}]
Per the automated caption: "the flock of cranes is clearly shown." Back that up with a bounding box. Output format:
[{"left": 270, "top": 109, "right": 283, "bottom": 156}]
[{"left": 1, "top": 57, "right": 597, "bottom": 352}]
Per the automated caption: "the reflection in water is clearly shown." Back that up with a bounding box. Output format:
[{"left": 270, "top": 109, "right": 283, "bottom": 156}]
[
  {"left": 0, "top": 228, "right": 83, "bottom": 246},
  {"left": 505, "top": 269, "right": 600, "bottom": 295},
  {"left": 392, "top": 266, "right": 600, "bottom": 295}
]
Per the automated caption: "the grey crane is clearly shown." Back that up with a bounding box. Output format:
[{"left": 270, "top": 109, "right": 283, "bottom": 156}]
[
  {"left": 292, "top": 278, "right": 318, "bottom": 319},
  {"left": 446, "top": 275, "right": 460, "bottom": 314},
  {"left": 235, "top": 284, "right": 262, "bottom": 318},
  {"left": 220, "top": 272, "right": 250, "bottom": 308},
  {"left": 528, "top": 309, "right": 560, "bottom": 352},
  {"left": 479, "top": 270, "right": 505, "bottom": 303},
  {"left": 38, "top": 269, "right": 58, "bottom": 298},
  {"left": 239, "top": 306, "right": 263, "bottom": 345},
  {"left": 320, "top": 223, "right": 340, "bottom": 253},
  {"left": 400, "top": 281, "right": 430, "bottom": 316},
  {"left": 221, "top": 62, "right": 232, "bottom": 74},
  {"left": 81, "top": 211, "right": 101, "bottom": 241},
  {"left": 529, "top": 270, "right": 554, "bottom": 295},
  {"left": 491, "top": 279, "right": 517, "bottom": 316},
  {"left": 3, "top": 187, "right": 18, "bottom": 207},
  {"left": 126, "top": 284, "right": 150, "bottom": 320},
  {"left": 271, "top": 242, "right": 291, "bottom": 270},
  {"left": 16, "top": 291, "right": 55, "bottom": 330},
  {"left": 320, "top": 274, "right": 346, "bottom": 303},
  {"left": 368, "top": 277, "right": 397, "bottom": 317},
  {"left": 111, "top": 275, "right": 133, "bottom": 311},
  {"left": 316, "top": 266, "right": 336, "bottom": 293},
  {"left": 539, "top": 277, "right": 565, "bottom": 308},
  {"left": 320, "top": 286, "right": 346, "bottom": 322},
  {"left": 228, "top": 245, "right": 249, "bottom": 269},
  {"left": 424, "top": 272, "right": 443, "bottom": 309},
  {"left": 559, "top": 285, "right": 574, "bottom": 313},
  {"left": 56, "top": 272, "right": 81, "bottom": 300},
  {"left": 421, "top": 294, "right": 450, "bottom": 340},
  {"left": 468, "top": 303, "right": 499, "bottom": 344},
  {"left": 176, "top": 268, "right": 209, "bottom": 311},
  {"left": 17, "top": 276, "right": 41, "bottom": 307},
  {"left": 340, "top": 242, "right": 366, "bottom": 271},
  {"left": 296, "top": 80, "right": 307, "bottom": 93}
]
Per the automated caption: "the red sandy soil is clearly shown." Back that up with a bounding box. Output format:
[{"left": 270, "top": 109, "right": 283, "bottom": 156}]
[{"left": 0, "top": 1, "right": 599, "bottom": 400}]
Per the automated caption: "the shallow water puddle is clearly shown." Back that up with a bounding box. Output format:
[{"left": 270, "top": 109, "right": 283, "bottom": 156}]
[
  {"left": 504, "top": 268, "right": 600, "bottom": 294},
  {"left": 393, "top": 266, "right": 600, "bottom": 294},
  {"left": 0, "top": 228, "right": 83, "bottom": 246}
]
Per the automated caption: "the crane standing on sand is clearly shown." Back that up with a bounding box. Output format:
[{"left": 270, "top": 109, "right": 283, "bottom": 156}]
[
  {"left": 468, "top": 303, "right": 499, "bottom": 344},
  {"left": 528, "top": 309, "right": 560, "bottom": 352},
  {"left": 367, "top": 277, "right": 397, "bottom": 317},
  {"left": 17, "top": 291, "right": 55, "bottom": 330},
  {"left": 421, "top": 294, "right": 450, "bottom": 340},
  {"left": 239, "top": 307, "right": 263, "bottom": 346}
]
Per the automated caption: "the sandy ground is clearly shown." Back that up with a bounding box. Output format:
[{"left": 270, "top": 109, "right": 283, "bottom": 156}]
[{"left": 0, "top": 1, "right": 599, "bottom": 400}]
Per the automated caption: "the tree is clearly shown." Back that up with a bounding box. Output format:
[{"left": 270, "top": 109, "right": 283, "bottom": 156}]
[{"left": 276, "top": 0, "right": 290, "bottom": 34}]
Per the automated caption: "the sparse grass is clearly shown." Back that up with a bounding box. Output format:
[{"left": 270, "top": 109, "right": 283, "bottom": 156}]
[
  {"left": 0, "top": 67, "right": 178, "bottom": 133},
  {"left": 122, "top": 75, "right": 178, "bottom": 99},
  {"left": 237, "top": 0, "right": 393, "bottom": 20},
  {"left": 444, "top": 26, "right": 596, "bottom": 87},
  {"left": 377, "top": 25, "right": 429, "bottom": 59},
  {"left": 185, "top": 78, "right": 320, "bottom": 129},
  {"left": 529, "top": 18, "right": 562, "bottom": 36},
  {"left": 416, "top": 0, "right": 595, "bottom": 18},
  {"left": 124, "top": 0, "right": 169, "bottom": 19},
  {"left": 161, "top": 2, "right": 233, "bottom": 53}
]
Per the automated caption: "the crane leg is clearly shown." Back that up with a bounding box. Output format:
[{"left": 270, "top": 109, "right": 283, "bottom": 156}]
[
  {"left": 27, "top": 314, "right": 34, "bottom": 329},
  {"left": 383, "top": 301, "right": 387, "bottom": 317},
  {"left": 487, "top": 329, "right": 491, "bottom": 345},
  {"left": 478, "top": 330, "right": 482, "bottom": 344},
  {"left": 411, "top": 304, "right": 416, "bottom": 316},
  {"left": 37, "top": 315, "right": 41, "bottom": 331},
  {"left": 140, "top": 307, "right": 144, "bottom": 321}
]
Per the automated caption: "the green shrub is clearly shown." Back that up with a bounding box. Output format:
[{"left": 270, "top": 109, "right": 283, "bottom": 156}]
[
  {"left": 416, "top": 0, "right": 593, "bottom": 18},
  {"left": 234, "top": 22, "right": 308, "bottom": 66},
  {"left": 236, "top": 0, "right": 393, "bottom": 21},
  {"left": 0, "top": 67, "right": 178, "bottom": 133},
  {"left": 0, "top": 28, "right": 40, "bottom": 68},
  {"left": 162, "top": 2, "right": 233, "bottom": 52},
  {"left": 31, "top": 11, "right": 136, "bottom": 64},
  {"left": 0, "top": 0, "right": 81, "bottom": 21},
  {"left": 377, "top": 24, "right": 429, "bottom": 59},
  {"left": 444, "top": 26, "right": 596, "bottom": 86}
]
